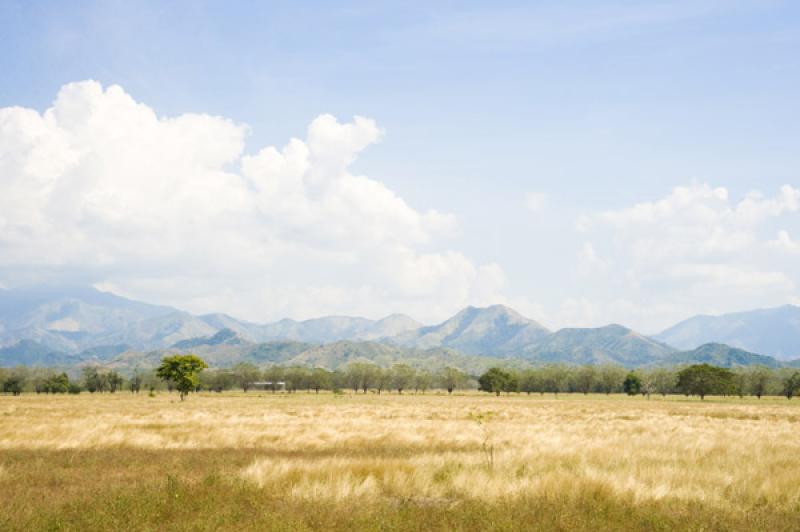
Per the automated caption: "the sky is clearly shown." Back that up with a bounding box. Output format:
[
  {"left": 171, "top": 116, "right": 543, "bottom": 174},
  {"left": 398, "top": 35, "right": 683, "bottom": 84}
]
[{"left": 1, "top": 0, "right": 799, "bottom": 332}]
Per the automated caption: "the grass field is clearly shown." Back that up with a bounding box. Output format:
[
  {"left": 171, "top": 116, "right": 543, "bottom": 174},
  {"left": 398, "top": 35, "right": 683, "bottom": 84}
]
[{"left": 2, "top": 391, "right": 800, "bottom": 531}]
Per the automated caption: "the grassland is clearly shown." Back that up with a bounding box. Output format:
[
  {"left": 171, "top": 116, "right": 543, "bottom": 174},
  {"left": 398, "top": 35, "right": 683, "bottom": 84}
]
[{"left": 1, "top": 391, "right": 800, "bottom": 531}]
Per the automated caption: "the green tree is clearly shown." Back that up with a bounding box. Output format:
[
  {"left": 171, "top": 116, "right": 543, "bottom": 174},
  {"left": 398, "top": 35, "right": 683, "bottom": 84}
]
[
  {"left": 375, "top": 368, "right": 392, "bottom": 395},
  {"left": 783, "top": 371, "right": 800, "bottom": 400},
  {"left": 82, "top": 367, "right": 108, "bottom": 393},
  {"left": 200, "top": 369, "right": 235, "bottom": 392},
  {"left": 284, "top": 367, "right": 309, "bottom": 393},
  {"left": 262, "top": 366, "right": 285, "bottom": 393},
  {"left": 649, "top": 367, "right": 676, "bottom": 397},
  {"left": 307, "top": 368, "right": 332, "bottom": 393},
  {"left": 597, "top": 365, "right": 626, "bottom": 394},
  {"left": 232, "top": 362, "right": 261, "bottom": 392},
  {"left": 519, "top": 369, "right": 543, "bottom": 395},
  {"left": 2, "top": 372, "right": 25, "bottom": 396},
  {"left": 676, "top": 364, "right": 735, "bottom": 400},
  {"left": 541, "top": 364, "right": 569, "bottom": 397},
  {"left": 43, "top": 372, "right": 70, "bottom": 394},
  {"left": 437, "top": 367, "right": 469, "bottom": 394},
  {"left": 156, "top": 354, "right": 208, "bottom": 401},
  {"left": 748, "top": 366, "right": 773, "bottom": 399},
  {"left": 390, "top": 364, "right": 416, "bottom": 394},
  {"left": 478, "top": 367, "right": 513, "bottom": 396},
  {"left": 573, "top": 366, "right": 596, "bottom": 395},
  {"left": 107, "top": 371, "right": 124, "bottom": 393},
  {"left": 413, "top": 369, "right": 433, "bottom": 394},
  {"left": 732, "top": 369, "right": 748, "bottom": 398},
  {"left": 346, "top": 362, "right": 381, "bottom": 394},
  {"left": 129, "top": 370, "right": 143, "bottom": 393},
  {"left": 623, "top": 372, "right": 642, "bottom": 396}
]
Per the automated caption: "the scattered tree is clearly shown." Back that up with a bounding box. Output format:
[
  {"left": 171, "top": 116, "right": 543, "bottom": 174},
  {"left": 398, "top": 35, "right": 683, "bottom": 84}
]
[
  {"left": 478, "top": 367, "right": 513, "bottom": 396},
  {"left": 437, "top": 367, "right": 469, "bottom": 394},
  {"left": 676, "top": 364, "right": 734, "bottom": 400},
  {"left": 156, "top": 354, "right": 208, "bottom": 401}
]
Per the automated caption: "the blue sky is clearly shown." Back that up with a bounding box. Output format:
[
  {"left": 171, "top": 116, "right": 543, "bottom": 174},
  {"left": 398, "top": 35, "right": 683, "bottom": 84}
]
[{"left": 1, "top": 0, "right": 799, "bottom": 331}]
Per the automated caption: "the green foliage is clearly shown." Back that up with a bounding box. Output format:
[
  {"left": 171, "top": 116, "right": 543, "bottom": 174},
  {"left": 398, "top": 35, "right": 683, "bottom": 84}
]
[
  {"left": 390, "top": 364, "right": 416, "bottom": 394},
  {"left": 307, "top": 367, "right": 332, "bottom": 393},
  {"left": 623, "top": 372, "right": 642, "bottom": 396},
  {"left": 437, "top": 366, "right": 469, "bottom": 394},
  {"left": 478, "top": 367, "right": 514, "bottom": 396},
  {"left": 676, "top": 364, "right": 735, "bottom": 400},
  {"left": 748, "top": 366, "right": 773, "bottom": 399},
  {"left": 156, "top": 355, "right": 208, "bottom": 401},
  {"left": 231, "top": 362, "right": 261, "bottom": 392},
  {"left": 573, "top": 366, "right": 596, "bottom": 394},
  {"left": 37, "top": 372, "right": 70, "bottom": 394},
  {"left": 2, "top": 371, "right": 25, "bottom": 395},
  {"left": 783, "top": 371, "right": 800, "bottom": 399}
]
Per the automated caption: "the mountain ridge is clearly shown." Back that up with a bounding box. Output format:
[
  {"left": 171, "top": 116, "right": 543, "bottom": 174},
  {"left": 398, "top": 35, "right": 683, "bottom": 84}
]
[
  {"left": 655, "top": 305, "right": 800, "bottom": 360},
  {"left": 4, "top": 284, "right": 800, "bottom": 370}
]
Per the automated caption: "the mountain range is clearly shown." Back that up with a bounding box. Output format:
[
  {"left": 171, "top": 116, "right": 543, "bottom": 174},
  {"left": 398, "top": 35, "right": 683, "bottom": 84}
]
[
  {"left": 1, "top": 284, "right": 799, "bottom": 370},
  {"left": 654, "top": 305, "right": 800, "bottom": 360}
]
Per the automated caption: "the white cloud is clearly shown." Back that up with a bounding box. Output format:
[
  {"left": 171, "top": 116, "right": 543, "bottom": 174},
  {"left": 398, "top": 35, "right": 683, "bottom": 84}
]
[
  {"left": 0, "top": 81, "right": 503, "bottom": 322},
  {"left": 767, "top": 230, "right": 800, "bottom": 254},
  {"left": 574, "top": 183, "right": 800, "bottom": 331}
]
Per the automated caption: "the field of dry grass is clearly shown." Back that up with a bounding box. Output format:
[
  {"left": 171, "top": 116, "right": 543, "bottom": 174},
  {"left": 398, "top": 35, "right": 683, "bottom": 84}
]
[{"left": 2, "top": 391, "right": 800, "bottom": 530}]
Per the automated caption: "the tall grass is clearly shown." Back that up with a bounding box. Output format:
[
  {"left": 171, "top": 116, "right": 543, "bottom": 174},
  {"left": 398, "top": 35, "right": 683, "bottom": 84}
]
[{"left": 1, "top": 392, "right": 799, "bottom": 530}]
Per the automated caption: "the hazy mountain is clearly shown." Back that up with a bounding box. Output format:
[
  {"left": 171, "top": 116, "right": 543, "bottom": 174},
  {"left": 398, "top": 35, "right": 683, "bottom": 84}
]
[
  {"left": 0, "top": 284, "right": 419, "bottom": 354},
  {"left": 0, "top": 284, "right": 182, "bottom": 352},
  {"left": 257, "top": 314, "right": 421, "bottom": 343},
  {"left": 0, "top": 340, "right": 81, "bottom": 366},
  {"left": 389, "top": 305, "right": 550, "bottom": 355},
  {"left": 523, "top": 324, "right": 676, "bottom": 366},
  {"left": 172, "top": 328, "right": 248, "bottom": 349},
  {"left": 656, "top": 343, "right": 782, "bottom": 369},
  {"left": 655, "top": 305, "right": 800, "bottom": 360},
  {"left": 7, "top": 284, "right": 800, "bottom": 371}
]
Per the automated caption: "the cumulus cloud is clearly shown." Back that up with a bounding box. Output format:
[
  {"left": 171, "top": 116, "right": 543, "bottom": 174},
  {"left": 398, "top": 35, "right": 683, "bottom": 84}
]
[
  {"left": 576, "top": 183, "right": 800, "bottom": 331},
  {"left": 0, "top": 81, "right": 502, "bottom": 321},
  {"left": 767, "top": 230, "right": 800, "bottom": 254}
]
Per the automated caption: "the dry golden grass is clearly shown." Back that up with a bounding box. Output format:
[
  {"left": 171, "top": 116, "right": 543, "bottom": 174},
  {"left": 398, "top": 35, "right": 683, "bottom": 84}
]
[{"left": 1, "top": 391, "right": 800, "bottom": 530}]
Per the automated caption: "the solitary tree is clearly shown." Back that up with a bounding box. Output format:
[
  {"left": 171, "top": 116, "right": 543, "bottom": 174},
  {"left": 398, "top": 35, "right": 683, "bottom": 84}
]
[{"left": 156, "top": 355, "right": 208, "bottom": 401}]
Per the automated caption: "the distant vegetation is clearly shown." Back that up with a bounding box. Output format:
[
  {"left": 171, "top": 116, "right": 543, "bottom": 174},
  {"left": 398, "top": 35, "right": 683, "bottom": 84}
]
[{"left": 4, "top": 358, "right": 800, "bottom": 400}]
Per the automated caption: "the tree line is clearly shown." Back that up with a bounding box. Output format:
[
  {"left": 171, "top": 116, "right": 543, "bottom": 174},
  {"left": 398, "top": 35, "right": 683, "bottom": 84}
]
[
  {"left": 477, "top": 364, "right": 800, "bottom": 400},
  {"left": 3, "top": 359, "right": 800, "bottom": 400}
]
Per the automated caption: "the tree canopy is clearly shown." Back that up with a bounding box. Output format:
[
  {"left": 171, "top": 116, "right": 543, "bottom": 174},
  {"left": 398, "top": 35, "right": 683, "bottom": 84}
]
[
  {"left": 156, "top": 354, "right": 208, "bottom": 401},
  {"left": 676, "top": 364, "right": 734, "bottom": 400}
]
